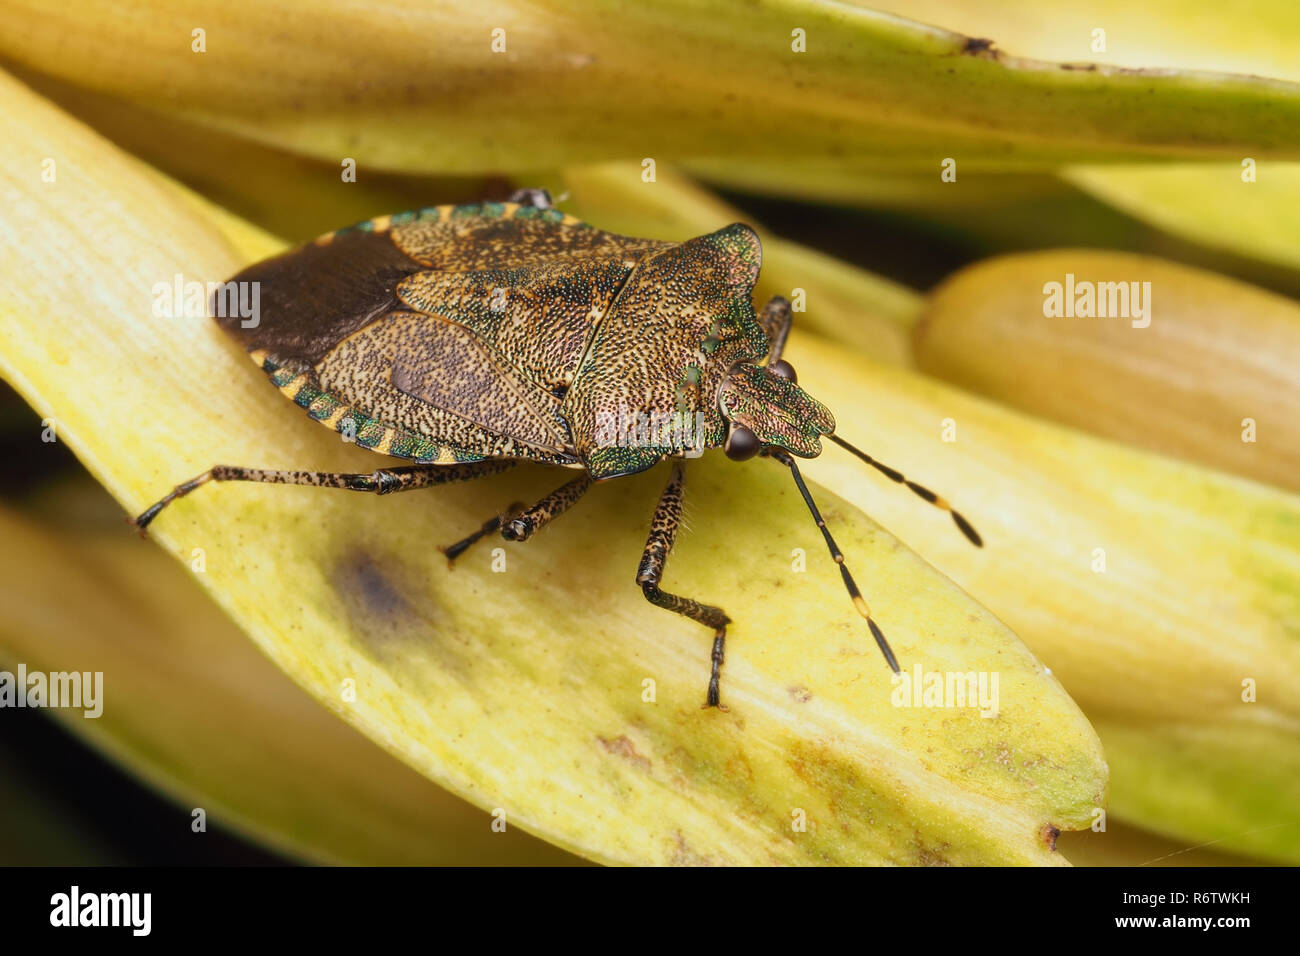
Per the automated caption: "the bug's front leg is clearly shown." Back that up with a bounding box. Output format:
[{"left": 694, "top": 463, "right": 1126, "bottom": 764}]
[
  {"left": 636, "top": 462, "right": 731, "bottom": 709},
  {"left": 759, "top": 295, "right": 793, "bottom": 365}
]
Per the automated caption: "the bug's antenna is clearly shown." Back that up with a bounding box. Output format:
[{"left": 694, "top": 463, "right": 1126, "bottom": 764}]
[
  {"left": 767, "top": 450, "right": 900, "bottom": 673},
  {"left": 827, "top": 434, "right": 983, "bottom": 548}
]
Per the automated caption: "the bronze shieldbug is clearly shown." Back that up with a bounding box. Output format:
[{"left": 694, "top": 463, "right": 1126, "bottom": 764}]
[{"left": 134, "top": 190, "right": 981, "bottom": 708}]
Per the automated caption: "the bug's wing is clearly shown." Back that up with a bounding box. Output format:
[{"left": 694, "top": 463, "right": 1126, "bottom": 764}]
[
  {"left": 215, "top": 225, "right": 418, "bottom": 366},
  {"left": 314, "top": 309, "right": 573, "bottom": 458},
  {"left": 357, "top": 252, "right": 668, "bottom": 459},
  {"left": 215, "top": 202, "right": 668, "bottom": 368},
  {"left": 212, "top": 203, "right": 671, "bottom": 465},
  {"left": 394, "top": 257, "right": 650, "bottom": 399},
  {"left": 564, "top": 224, "right": 770, "bottom": 479}
]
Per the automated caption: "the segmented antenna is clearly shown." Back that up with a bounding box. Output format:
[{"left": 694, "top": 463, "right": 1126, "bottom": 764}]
[
  {"left": 827, "top": 433, "right": 983, "bottom": 547},
  {"left": 768, "top": 450, "right": 900, "bottom": 673}
]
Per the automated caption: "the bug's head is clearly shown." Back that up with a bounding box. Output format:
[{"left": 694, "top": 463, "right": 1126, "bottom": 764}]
[{"left": 717, "top": 360, "right": 833, "bottom": 462}]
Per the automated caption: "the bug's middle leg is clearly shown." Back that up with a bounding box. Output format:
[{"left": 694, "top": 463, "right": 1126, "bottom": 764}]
[
  {"left": 437, "top": 503, "right": 526, "bottom": 563},
  {"left": 438, "top": 472, "right": 593, "bottom": 562},
  {"left": 636, "top": 462, "right": 731, "bottom": 708}
]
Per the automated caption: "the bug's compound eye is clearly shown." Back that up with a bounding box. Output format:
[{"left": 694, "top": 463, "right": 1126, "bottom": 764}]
[
  {"left": 724, "top": 424, "right": 762, "bottom": 461},
  {"left": 768, "top": 360, "right": 797, "bottom": 384}
]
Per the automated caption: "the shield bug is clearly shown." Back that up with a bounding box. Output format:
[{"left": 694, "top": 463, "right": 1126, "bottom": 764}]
[{"left": 133, "top": 190, "right": 982, "bottom": 708}]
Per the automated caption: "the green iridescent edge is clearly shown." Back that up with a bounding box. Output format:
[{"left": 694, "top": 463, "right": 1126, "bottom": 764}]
[{"left": 262, "top": 356, "right": 485, "bottom": 464}]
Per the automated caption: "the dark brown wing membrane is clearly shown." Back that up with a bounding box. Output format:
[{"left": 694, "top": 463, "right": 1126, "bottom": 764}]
[{"left": 214, "top": 227, "right": 420, "bottom": 365}]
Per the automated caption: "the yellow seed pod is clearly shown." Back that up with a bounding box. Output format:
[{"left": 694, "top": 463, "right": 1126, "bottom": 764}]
[{"left": 914, "top": 250, "right": 1300, "bottom": 492}]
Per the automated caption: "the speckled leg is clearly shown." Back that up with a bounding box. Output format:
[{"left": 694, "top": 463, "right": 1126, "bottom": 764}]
[
  {"left": 131, "top": 459, "right": 518, "bottom": 532},
  {"left": 439, "top": 472, "right": 593, "bottom": 563},
  {"left": 501, "top": 474, "right": 592, "bottom": 541},
  {"left": 636, "top": 462, "right": 731, "bottom": 708},
  {"left": 759, "top": 295, "right": 793, "bottom": 364},
  {"left": 438, "top": 503, "right": 526, "bottom": 564}
]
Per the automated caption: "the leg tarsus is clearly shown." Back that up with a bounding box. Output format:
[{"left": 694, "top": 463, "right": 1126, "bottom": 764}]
[
  {"left": 707, "top": 629, "right": 727, "bottom": 711},
  {"left": 438, "top": 501, "right": 525, "bottom": 567},
  {"left": 131, "top": 470, "right": 215, "bottom": 533}
]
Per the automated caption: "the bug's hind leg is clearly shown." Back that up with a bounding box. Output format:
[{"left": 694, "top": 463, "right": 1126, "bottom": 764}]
[
  {"left": 131, "top": 459, "right": 518, "bottom": 533},
  {"left": 438, "top": 472, "right": 593, "bottom": 564},
  {"left": 636, "top": 462, "right": 731, "bottom": 709}
]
